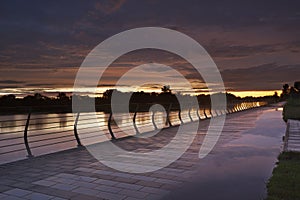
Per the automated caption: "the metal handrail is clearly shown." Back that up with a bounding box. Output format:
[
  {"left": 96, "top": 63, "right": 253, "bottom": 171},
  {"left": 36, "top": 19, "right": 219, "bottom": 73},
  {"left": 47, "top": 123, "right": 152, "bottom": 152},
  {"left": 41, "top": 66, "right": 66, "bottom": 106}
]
[
  {"left": 0, "top": 135, "right": 24, "bottom": 141},
  {"left": 0, "top": 129, "right": 25, "bottom": 135},
  {"left": 29, "top": 134, "right": 74, "bottom": 145},
  {"left": 30, "top": 138, "right": 75, "bottom": 149},
  {"left": 0, "top": 118, "right": 29, "bottom": 123},
  {"left": 77, "top": 130, "right": 108, "bottom": 137},
  {"left": 74, "top": 112, "right": 82, "bottom": 147},
  {"left": 27, "top": 124, "right": 74, "bottom": 132},
  {"left": 24, "top": 112, "right": 33, "bottom": 158},
  {"left": 0, "top": 142, "right": 25, "bottom": 149},
  {"left": 108, "top": 112, "right": 116, "bottom": 140},
  {"left": 0, "top": 101, "right": 267, "bottom": 164},
  {"left": 76, "top": 125, "right": 107, "bottom": 132},
  {"left": 79, "top": 133, "right": 110, "bottom": 140},
  {"left": 133, "top": 105, "right": 140, "bottom": 134},
  {"left": 0, "top": 124, "right": 26, "bottom": 129},
  {"left": 24, "top": 129, "right": 73, "bottom": 138},
  {"left": 166, "top": 104, "right": 172, "bottom": 127},
  {"left": 0, "top": 148, "right": 26, "bottom": 156}
]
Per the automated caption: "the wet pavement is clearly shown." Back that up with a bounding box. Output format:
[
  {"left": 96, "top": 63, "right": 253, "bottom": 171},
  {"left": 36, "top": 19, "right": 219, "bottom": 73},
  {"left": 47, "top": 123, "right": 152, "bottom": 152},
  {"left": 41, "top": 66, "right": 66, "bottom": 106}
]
[{"left": 0, "top": 104, "right": 286, "bottom": 200}]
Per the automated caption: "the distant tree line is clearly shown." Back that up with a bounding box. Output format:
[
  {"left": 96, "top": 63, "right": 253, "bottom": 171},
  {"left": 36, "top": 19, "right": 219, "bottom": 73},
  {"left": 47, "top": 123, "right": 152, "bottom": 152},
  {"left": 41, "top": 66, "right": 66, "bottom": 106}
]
[
  {"left": 280, "top": 82, "right": 300, "bottom": 100},
  {"left": 0, "top": 86, "right": 280, "bottom": 114},
  {"left": 282, "top": 81, "right": 300, "bottom": 122}
]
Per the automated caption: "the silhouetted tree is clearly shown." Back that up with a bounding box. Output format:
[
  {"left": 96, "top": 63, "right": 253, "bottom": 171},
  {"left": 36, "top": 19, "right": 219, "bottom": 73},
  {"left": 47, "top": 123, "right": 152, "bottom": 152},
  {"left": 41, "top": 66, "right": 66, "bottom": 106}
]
[
  {"left": 103, "top": 89, "right": 114, "bottom": 99},
  {"left": 294, "top": 81, "right": 300, "bottom": 91},
  {"left": 5, "top": 94, "right": 16, "bottom": 100},
  {"left": 0, "top": 94, "right": 17, "bottom": 106},
  {"left": 280, "top": 84, "right": 290, "bottom": 100},
  {"left": 57, "top": 92, "right": 69, "bottom": 101},
  {"left": 161, "top": 85, "right": 171, "bottom": 93},
  {"left": 34, "top": 93, "right": 43, "bottom": 100}
]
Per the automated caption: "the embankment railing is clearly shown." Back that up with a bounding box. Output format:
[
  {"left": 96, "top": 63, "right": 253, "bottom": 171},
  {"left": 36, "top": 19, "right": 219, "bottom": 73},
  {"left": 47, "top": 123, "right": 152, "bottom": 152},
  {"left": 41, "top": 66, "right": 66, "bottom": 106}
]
[{"left": 0, "top": 101, "right": 267, "bottom": 164}]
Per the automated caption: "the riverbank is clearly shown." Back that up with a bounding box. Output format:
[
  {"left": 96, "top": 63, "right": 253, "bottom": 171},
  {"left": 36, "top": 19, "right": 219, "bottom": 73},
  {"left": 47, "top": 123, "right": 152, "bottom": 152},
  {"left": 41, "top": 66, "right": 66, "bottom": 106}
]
[{"left": 266, "top": 151, "right": 300, "bottom": 199}]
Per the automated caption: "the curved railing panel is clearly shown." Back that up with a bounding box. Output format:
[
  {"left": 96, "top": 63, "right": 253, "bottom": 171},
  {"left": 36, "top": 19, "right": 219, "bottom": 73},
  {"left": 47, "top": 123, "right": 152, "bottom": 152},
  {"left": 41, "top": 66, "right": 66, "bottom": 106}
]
[{"left": 0, "top": 101, "right": 267, "bottom": 164}]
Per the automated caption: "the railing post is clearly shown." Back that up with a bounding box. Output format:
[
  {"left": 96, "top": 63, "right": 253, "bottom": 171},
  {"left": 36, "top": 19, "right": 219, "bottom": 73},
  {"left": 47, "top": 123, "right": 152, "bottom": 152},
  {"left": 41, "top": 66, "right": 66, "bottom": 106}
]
[
  {"left": 226, "top": 108, "right": 230, "bottom": 114},
  {"left": 178, "top": 109, "right": 183, "bottom": 124},
  {"left": 24, "top": 111, "right": 33, "bottom": 158},
  {"left": 196, "top": 107, "right": 201, "bottom": 120},
  {"left": 74, "top": 112, "right": 82, "bottom": 147},
  {"left": 218, "top": 109, "right": 222, "bottom": 116},
  {"left": 210, "top": 109, "right": 214, "bottom": 118},
  {"left": 108, "top": 112, "right": 116, "bottom": 140},
  {"left": 228, "top": 104, "right": 233, "bottom": 113},
  {"left": 203, "top": 108, "right": 208, "bottom": 119},
  {"left": 166, "top": 103, "right": 172, "bottom": 127},
  {"left": 222, "top": 109, "right": 226, "bottom": 115},
  {"left": 215, "top": 110, "right": 219, "bottom": 116},
  {"left": 133, "top": 104, "right": 140, "bottom": 134},
  {"left": 151, "top": 110, "right": 158, "bottom": 130},
  {"left": 188, "top": 107, "right": 193, "bottom": 122}
]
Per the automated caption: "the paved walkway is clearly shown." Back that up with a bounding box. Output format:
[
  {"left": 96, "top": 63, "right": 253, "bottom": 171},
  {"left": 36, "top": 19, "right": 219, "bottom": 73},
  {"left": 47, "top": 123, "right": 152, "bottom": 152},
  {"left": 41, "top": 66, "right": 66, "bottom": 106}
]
[
  {"left": 0, "top": 105, "right": 286, "bottom": 200},
  {"left": 284, "top": 119, "right": 300, "bottom": 151}
]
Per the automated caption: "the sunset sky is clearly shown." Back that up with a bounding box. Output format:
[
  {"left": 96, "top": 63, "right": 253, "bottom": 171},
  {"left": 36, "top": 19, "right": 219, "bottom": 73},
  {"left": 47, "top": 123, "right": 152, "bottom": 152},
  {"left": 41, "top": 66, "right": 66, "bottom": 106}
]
[{"left": 0, "top": 0, "right": 300, "bottom": 97}]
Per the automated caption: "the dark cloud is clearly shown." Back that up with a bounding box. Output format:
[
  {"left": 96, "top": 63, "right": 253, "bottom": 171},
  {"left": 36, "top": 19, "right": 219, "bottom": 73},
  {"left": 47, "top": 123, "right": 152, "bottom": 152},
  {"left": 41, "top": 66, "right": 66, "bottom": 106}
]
[
  {"left": 286, "top": 41, "right": 300, "bottom": 53},
  {"left": 0, "top": 85, "right": 22, "bottom": 89},
  {"left": 94, "top": 0, "right": 126, "bottom": 14},
  {"left": 97, "top": 84, "right": 128, "bottom": 87},
  {"left": 221, "top": 63, "right": 300, "bottom": 91},
  {"left": 207, "top": 43, "right": 279, "bottom": 58},
  {"left": 0, "top": 80, "right": 25, "bottom": 84},
  {"left": 25, "top": 83, "right": 55, "bottom": 87},
  {"left": 0, "top": 0, "right": 299, "bottom": 95}
]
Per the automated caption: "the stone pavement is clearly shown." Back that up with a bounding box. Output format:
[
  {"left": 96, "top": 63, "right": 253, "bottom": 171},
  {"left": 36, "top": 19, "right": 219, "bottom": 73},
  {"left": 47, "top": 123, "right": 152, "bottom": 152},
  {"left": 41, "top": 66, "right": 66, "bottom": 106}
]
[
  {"left": 284, "top": 119, "right": 300, "bottom": 151},
  {"left": 0, "top": 105, "right": 286, "bottom": 200}
]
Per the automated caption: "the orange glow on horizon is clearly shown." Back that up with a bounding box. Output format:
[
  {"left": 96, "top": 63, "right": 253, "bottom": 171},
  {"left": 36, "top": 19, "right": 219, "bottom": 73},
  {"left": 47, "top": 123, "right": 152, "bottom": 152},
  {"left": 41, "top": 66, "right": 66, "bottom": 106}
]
[
  {"left": 0, "top": 86, "right": 282, "bottom": 98},
  {"left": 227, "top": 90, "right": 281, "bottom": 98}
]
